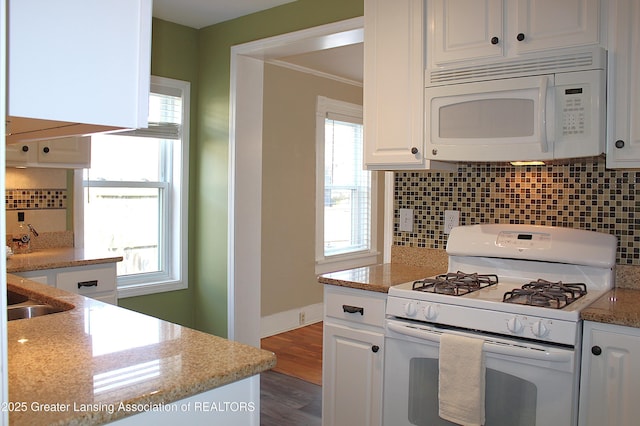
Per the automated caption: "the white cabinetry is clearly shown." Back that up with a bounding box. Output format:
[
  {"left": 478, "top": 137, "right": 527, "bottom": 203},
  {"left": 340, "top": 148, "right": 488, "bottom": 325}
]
[
  {"left": 427, "top": 0, "right": 601, "bottom": 68},
  {"left": 6, "top": 137, "right": 91, "bottom": 169},
  {"left": 430, "top": 0, "right": 505, "bottom": 65},
  {"left": 7, "top": 0, "right": 151, "bottom": 142},
  {"left": 15, "top": 263, "right": 117, "bottom": 305},
  {"left": 512, "top": 0, "right": 600, "bottom": 54},
  {"left": 605, "top": 0, "right": 640, "bottom": 168},
  {"left": 322, "top": 285, "right": 385, "bottom": 426},
  {"left": 579, "top": 321, "right": 640, "bottom": 426},
  {"left": 363, "top": 0, "right": 454, "bottom": 170},
  {"left": 111, "top": 376, "right": 260, "bottom": 426}
]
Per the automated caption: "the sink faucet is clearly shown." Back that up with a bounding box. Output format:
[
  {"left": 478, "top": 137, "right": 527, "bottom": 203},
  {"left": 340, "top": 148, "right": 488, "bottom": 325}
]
[{"left": 27, "top": 224, "right": 39, "bottom": 237}]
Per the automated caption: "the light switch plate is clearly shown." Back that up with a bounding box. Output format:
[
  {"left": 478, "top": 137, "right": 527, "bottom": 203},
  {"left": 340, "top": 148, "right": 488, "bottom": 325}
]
[{"left": 399, "top": 208, "right": 413, "bottom": 232}]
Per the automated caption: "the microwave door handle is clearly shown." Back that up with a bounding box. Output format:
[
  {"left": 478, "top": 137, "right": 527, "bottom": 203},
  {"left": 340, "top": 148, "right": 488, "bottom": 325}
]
[{"left": 538, "top": 76, "right": 549, "bottom": 152}]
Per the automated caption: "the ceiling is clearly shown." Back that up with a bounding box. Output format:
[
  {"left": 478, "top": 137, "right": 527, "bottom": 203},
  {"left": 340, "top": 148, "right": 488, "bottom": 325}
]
[
  {"left": 152, "top": 0, "right": 363, "bottom": 84},
  {"left": 153, "top": 0, "right": 297, "bottom": 29},
  {"left": 275, "top": 43, "right": 363, "bottom": 84}
]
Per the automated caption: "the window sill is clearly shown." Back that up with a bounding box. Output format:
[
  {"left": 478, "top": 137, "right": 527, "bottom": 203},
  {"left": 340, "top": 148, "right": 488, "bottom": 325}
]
[
  {"left": 315, "top": 251, "right": 380, "bottom": 275},
  {"left": 117, "top": 279, "right": 187, "bottom": 298}
]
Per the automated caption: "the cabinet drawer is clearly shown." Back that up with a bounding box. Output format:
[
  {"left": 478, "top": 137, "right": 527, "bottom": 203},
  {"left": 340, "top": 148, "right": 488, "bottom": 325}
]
[
  {"left": 56, "top": 265, "right": 116, "bottom": 297},
  {"left": 325, "top": 286, "right": 386, "bottom": 328}
]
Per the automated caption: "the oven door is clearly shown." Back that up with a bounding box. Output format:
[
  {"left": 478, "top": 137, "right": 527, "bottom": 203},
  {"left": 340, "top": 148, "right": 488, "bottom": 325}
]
[{"left": 383, "top": 319, "right": 579, "bottom": 426}]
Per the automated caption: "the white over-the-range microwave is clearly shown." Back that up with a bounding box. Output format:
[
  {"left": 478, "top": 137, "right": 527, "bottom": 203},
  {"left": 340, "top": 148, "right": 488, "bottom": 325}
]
[{"left": 425, "top": 47, "right": 606, "bottom": 163}]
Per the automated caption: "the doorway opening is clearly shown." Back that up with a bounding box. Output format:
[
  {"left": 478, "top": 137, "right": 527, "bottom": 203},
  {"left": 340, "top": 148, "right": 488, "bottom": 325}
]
[{"left": 228, "top": 18, "right": 364, "bottom": 347}]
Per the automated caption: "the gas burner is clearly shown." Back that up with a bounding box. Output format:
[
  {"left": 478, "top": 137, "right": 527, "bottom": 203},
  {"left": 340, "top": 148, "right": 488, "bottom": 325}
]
[
  {"left": 503, "top": 279, "right": 587, "bottom": 309},
  {"left": 412, "top": 271, "right": 499, "bottom": 296}
]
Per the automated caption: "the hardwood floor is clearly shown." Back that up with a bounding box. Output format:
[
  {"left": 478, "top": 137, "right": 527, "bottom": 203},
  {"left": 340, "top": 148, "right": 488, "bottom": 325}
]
[
  {"left": 260, "top": 322, "right": 323, "bottom": 426},
  {"left": 261, "top": 321, "right": 323, "bottom": 386}
]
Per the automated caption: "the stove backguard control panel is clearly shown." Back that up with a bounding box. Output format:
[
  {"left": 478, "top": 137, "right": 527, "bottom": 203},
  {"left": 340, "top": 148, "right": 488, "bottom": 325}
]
[{"left": 496, "top": 231, "right": 552, "bottom": 250}]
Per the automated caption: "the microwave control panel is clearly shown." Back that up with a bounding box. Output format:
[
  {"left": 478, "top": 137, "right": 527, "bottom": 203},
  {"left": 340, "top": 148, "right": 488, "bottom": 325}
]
[{"left": 559, "top": 85, "right": 589, "bottom": 137}]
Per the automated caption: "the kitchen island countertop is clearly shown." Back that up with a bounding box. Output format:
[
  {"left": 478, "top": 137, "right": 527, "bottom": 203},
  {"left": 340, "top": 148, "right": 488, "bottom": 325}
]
[
  {"left": 581, "top": 288, "right": 640, "bottom": 328},
  {"left": 6, "top": 274, "right": 276, "bottom": 425},
  {"left": 6, "top": 247, "right": 123, "bottom": 273},
  {"left": 318, "top": 263, "right": 445, "bottom": 293}
]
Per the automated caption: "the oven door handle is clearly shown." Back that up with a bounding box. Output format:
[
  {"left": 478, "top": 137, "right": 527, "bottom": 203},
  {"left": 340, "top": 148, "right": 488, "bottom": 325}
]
[{"left": 387, "top": 322, "right": 572, "bottom": 363}]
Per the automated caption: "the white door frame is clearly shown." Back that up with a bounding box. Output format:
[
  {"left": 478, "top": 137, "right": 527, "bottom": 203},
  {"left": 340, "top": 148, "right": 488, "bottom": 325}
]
[{"left": 228, "top": 17, "right": 364, "bottom": 346}]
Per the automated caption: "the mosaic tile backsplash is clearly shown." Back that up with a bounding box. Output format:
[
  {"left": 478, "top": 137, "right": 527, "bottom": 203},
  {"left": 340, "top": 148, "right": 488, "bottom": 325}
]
[
  {"left": 394, "top": 157, "right": 640, "bottom": 265},
  {"left": 5, "top": 189, "right": 68, "bottom": 210}
]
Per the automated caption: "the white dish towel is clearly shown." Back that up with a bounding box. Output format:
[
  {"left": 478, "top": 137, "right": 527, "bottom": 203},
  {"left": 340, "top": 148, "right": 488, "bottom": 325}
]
[{"left": 438, "top": 333, "right": 486, "bottom": 426}]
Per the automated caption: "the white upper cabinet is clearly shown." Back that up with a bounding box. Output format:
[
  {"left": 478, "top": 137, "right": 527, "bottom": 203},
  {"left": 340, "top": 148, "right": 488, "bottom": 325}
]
[
  {"left": 605, "top": 0, "right": 640, "bottom": 168},
  {"left": 8, "top": 0, "right": 152, "bottom": 141},
  {"left": 6, "top": 137, "right": 91, "bottom": 169},
  {"left": 430, "top": 0, "right": 505, "bottom": 65},
  {"left": 513, "top": 0, "right": 600, "bottom": 54},
  {"left": 363, "top": 0, "right": 455, "bottom": 170},
  {"left": 428, "top": 0, "right": 601, "bottom": 69}
]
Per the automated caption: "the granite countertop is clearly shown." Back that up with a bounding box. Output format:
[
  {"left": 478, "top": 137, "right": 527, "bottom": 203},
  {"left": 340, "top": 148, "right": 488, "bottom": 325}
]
[
  {"left": 318, "top": 263, "right": 446, "bottom": 293},
  {"left": 581, "top": 288, "right": 640, "bottom": 328},
  {"left": 7, "top": 247, "right": 123, "bottom": 273},
  {"left": 6, "top": 275, "right": 276, "bottom": 425}
]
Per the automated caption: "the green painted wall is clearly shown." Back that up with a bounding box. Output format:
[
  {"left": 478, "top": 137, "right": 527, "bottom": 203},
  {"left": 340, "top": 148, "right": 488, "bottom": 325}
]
[
  {"left": 115, "top": 0, "right": 363, "bottom": 336},
  {"left": 194, "top": 0, "right": 363, "bottom": 337},
  {"left": 116, "top": 19, "right": 199, "bottom": 328}
]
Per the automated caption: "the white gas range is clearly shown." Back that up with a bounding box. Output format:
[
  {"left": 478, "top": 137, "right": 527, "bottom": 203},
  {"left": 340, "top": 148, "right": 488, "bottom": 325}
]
[{"left": 383, "top": 224, "right": 617, "bottom": 426}]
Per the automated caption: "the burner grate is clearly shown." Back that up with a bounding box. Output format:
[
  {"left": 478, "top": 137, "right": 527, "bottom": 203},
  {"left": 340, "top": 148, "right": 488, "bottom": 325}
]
[
  {"left": 503, "top": 279, "right": 587, "bottom": 309},
  {"left": 412, "top": 271, "right": 499, "bottom": 296}
]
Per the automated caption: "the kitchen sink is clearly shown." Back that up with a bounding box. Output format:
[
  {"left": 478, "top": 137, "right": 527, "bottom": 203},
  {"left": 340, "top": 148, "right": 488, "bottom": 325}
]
[
  {"left": 7, "top": 290, "right": 29, "bottom": 305},
  {"left": 8, "top": 305, "right": 64, "bottom": 321},
  {"left": 6, "top": 289, "right": 69, "bottom": 321}
]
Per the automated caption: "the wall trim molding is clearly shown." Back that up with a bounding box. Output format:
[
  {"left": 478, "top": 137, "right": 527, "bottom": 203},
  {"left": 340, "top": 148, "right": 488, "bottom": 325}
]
[
  {"left": 260, "top": 302, "right": 324, "bottom": 338},
  {"left": 267, "top": 59, "right": 363, "bottom": 88}
]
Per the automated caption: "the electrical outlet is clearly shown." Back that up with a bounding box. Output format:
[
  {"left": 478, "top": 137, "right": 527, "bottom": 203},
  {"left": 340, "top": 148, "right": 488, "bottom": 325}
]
[
  {"left": 299, "top": 311, "right": 306, "bottom": 325},
  {"left": 399, "top": 208, "right": 414, "bottom": 232},
  {"left": 444, "top": 210, "right": 459, "bottom": 234}
]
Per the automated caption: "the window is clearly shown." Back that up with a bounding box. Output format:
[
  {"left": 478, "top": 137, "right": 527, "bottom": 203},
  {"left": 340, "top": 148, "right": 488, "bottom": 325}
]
[
  {"left": 76, "top": 76, "right": 189, "bottom": 297},
  {"left": 315, "top": 96, "right": 378, "bottom": 274}
]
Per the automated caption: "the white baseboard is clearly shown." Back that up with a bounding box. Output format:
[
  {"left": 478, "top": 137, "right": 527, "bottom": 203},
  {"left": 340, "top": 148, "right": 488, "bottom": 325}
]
[{"left": 260, "top": 302, "right": 324, "bottom": 338}]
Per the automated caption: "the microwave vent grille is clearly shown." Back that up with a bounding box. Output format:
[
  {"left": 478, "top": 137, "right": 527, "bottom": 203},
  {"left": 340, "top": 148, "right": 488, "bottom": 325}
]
[{"left": 429, "top": 50, "right": 600, "bottom": 85}]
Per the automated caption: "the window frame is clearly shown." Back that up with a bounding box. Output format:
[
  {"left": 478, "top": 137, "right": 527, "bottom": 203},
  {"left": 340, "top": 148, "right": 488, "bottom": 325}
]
[
  {"left": 74, "top": 75, "right": 190, "bottom": 298},
  {"left": 315, "top": 95, "right": 378, "bottom": 274}
]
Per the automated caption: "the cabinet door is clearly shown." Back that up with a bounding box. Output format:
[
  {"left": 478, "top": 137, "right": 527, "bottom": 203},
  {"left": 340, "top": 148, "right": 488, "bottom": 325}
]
[
  {"left": 363, "top": 0, "right": 426, "bottom": 169},
  {"left": 37, "top": 137, "right": 91, "bottom": 168},
  {"left": 5, "top": 142, "right": 35, "bottom": 165},
  {"left": 580, "top": 322, "right": 640, "bottom": 426},
  {"left": 8, "top": 0, "right": 151, "bottom": 129},
  {"left": 513, "top": 0, "right": 600, "bottom": 54},
  {"left": 429, "top": 0, "right": 504, "bottom": 66},
  {"left": 6, "top": 137, "right": 90, "bottom": 168},
  {"left": 606, "top": 0, "right": 640, "bottom": 168},
  {"left": 323, "top": 323, "right": 384, "bottom": 426}
]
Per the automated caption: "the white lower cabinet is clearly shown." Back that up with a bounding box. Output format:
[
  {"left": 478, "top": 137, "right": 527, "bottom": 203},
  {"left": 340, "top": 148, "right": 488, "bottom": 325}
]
[
  {"left": 322, "top": 285, "right": 385, "bottom": 426},
  {"left": 109, "top": 375, "right": 260, "bottom": 425},
  {"left": 579, "top": 321, "right": 640, "bottom": 426},
  {"left": 15, "top": 263, "right": 117, "bottom": 305}
]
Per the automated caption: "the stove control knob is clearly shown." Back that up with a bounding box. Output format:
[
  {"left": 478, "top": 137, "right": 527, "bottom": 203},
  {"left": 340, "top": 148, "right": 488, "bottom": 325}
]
[
  {"left": 423, "top": 304, "right": 438, "bottom": 320},
  {"left": 404, "top": 302, "right": 417, "bottom": 317},
  {"left": 507, "top": 317, "right": 523, "bottom": 333},
  {"left": 531, "top": 321, "right": 550, "bottom": 338}
]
